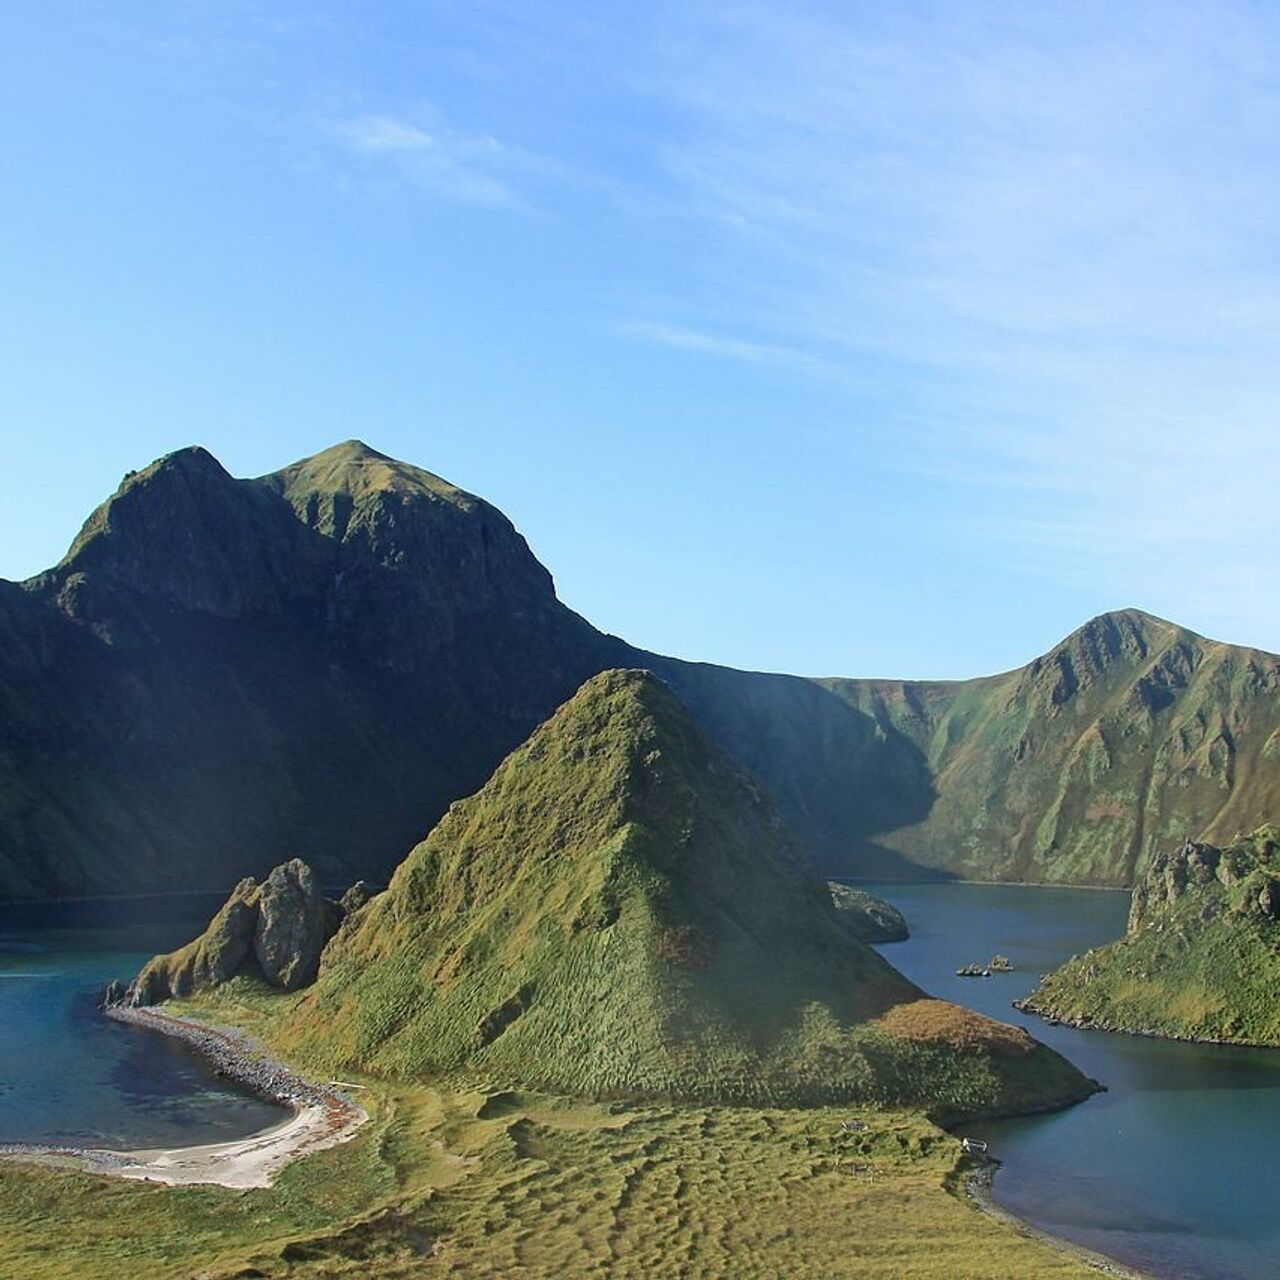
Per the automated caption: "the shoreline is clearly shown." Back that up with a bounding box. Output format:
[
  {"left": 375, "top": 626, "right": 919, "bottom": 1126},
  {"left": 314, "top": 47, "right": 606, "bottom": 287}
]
[
  {"left": 0, "top": 1006, "right": 367, "bottom": 1189},
  {"left": 837, "top": 876, "right": 1133, "bottom": 893},
  {"left": 964, "top": 1159, "right": 1159, "bottom": 1280},
  {"left": 1016, "top": 999, "right": 1280, "bottom": 1052}
]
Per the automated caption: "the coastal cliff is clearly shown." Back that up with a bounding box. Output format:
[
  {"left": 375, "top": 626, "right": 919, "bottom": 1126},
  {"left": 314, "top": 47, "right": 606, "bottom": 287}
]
[
  {"left": 1020, "top": 825, "right": 1280, "bottom": 1044},
  {"left": 118, "top": 859, "right": 374, "bottom": 1005}
]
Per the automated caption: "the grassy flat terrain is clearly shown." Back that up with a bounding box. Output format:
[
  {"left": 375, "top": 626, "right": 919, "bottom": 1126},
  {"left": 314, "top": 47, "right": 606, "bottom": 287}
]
[{"left": 0, "top": 984, "right": 1103, "bottom": 1280}]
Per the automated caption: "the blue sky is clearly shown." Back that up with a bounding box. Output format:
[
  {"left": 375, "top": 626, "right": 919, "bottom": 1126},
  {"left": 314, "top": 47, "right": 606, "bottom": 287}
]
[{"left": 3, "top": 1, "right": 1279, "bottom": 678}]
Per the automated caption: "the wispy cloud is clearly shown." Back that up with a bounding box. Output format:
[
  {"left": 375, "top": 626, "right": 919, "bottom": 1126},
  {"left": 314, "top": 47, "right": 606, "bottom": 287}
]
[
  {"left": 621, "top": 319, "right": 828, "bottom": 375},
  {"left": 334, "top": 111, "right": 512, "bottom": 205},
  {"left": 619, "top": 1, "right": 1280, "bottom": 639},
  {"left": 339, "top": 114, "right": 434, "bottom": 154}
]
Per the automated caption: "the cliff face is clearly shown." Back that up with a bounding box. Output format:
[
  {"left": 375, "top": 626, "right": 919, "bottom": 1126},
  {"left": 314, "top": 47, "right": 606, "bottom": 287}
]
[
  {"left": 4, "top": 440, "right": 1280, "bottom": 901},
  {"left": 123, "top": 858, "right": 356, "bottom": 1004},
  {"left": 1021, "top": 826, "right": 1280, "bottom": 1044}
]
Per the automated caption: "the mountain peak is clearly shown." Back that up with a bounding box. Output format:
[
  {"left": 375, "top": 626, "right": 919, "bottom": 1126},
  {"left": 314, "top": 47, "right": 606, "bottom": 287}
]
[
  {"left": 318, "top": 438, "right": 389, "bottom": 462},
  {"left": 263, "top": 441, "right": 474, "bottom": 512}
]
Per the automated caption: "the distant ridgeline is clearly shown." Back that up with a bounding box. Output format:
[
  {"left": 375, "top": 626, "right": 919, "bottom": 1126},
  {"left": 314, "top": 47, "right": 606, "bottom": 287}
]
[
  {"left": 123, "top": 669, "right": 1093, "bottom": 1118},
  {"left": 1020, "top": 826, "right": 1280, "bottom": 1045},
  {"left": 3, "top": 439, "right": 1280, "bottom": 900}
]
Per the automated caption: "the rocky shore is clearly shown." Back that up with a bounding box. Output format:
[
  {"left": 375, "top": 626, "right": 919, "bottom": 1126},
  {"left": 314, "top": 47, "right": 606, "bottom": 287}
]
[
  {"left": 963, "top": 1159, "right": 1157, "bottom": 1279},
  {"left": 104, "top": 1005, "right": 339, "bottom": 1108},
  {"left": 0, "top": 1007, "right": 367, "bottom": 1188},
  {"left": 1014, "top": 998, "right": 1280, "bottom": 1049}
]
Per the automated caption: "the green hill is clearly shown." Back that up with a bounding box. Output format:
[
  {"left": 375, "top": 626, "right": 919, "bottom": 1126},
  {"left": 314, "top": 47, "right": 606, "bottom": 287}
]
[
  {"left": 278, "top": 670, "right": 1092, "bottom": 1115},
  {"left": 1020, "top": 825, "right": 1280, "bottom": 1044},
  {"left": 4, "top": 440, "right": 1280, "bottom": 900}
]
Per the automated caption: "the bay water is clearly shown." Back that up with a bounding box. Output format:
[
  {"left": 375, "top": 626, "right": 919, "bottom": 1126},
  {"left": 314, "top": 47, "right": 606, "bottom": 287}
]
[
  {"left": 0, "top": 895, "right": 283, "bottom": 1150},
  {"left": 865, "top": 881, "right": 1280, "bottom": 1280}
]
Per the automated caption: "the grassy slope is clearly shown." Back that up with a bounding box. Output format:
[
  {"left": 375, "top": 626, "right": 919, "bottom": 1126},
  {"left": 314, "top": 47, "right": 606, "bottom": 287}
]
[
  {"left": 278, "top": 670, "right": 1091, "bottom": 1116},
  {"left": 823, "top": 609, "right": 1280, "bottom": 885},
  {"left": 1023, "top": 826, "right": 1280, "bottom": 1043},
  {"left": 0, "top": 983, "right": 1103, "bottom": 1280}
]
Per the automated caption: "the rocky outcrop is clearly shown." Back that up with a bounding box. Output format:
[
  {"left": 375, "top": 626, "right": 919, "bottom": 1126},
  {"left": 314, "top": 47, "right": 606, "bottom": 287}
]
[
  {"left": 117, "top": 860, "right": 364, "bottom": 1005},
  {"left": 1021, "top": 825, "right": 1280, "bottom": 1045},
  {"left": 253, "top": 860, "right": 339, "bottom": 989},
  {"left": 339, "top": 880, "right": 378, "bottom": 915},
  {"left": 826, "top": 882, "right": 909, "bottom": 942}
]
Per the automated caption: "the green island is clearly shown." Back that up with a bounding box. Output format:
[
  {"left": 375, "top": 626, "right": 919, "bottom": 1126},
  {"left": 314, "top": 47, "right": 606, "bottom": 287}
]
[{"left": 1022, "top": 826, "right": 1280, "bottom": 1044}]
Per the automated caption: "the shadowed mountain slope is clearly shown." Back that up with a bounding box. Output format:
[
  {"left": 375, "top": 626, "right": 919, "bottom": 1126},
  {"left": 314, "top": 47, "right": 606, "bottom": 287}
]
[
  {"left": 1, "top": 441, "right": 1278, "bottom": 899},
  {"left": 279, "top": 670, "right": 1091, "bottom": 1114},
  {"left": 0, "top": 442, "right": 928, "bottom": 899}
]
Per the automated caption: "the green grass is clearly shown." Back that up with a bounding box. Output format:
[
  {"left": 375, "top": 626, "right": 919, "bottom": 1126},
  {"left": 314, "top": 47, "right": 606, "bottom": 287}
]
[
  {"left": 0, "top": 983, "right": 1104, "bottom": 1280},
  {"left": 1024, "top": 825, "right": 1280, "bottom": 1042}
]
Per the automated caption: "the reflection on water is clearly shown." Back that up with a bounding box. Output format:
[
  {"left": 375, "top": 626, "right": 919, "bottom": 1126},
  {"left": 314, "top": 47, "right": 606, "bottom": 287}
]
[
  {"left": 863, "top": 881, "right": 1280, "bottom": 1280},
  {"left": 0, "top": 896, "right": 284, "bottom": 1149}
]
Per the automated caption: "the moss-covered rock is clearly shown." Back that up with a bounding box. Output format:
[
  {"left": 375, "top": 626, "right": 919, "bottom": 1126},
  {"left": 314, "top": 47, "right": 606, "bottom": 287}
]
[{"left": 123, "top": 859, "right": 353, "bottom": 1004}]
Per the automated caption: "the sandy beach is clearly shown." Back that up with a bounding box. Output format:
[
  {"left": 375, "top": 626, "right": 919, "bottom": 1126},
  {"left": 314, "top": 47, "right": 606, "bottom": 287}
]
[{"left": 0, "top": 1006, "right": 367, "bottom": 1189}]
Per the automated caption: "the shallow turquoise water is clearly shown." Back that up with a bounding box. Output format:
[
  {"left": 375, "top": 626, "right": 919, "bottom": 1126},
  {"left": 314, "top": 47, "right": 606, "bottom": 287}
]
[
  {"left": 864, "top": 881, "right": 1280, "bottom": 1280},
  {"left": 0, "top": 897, "right": 284, "bottom": 1149}
]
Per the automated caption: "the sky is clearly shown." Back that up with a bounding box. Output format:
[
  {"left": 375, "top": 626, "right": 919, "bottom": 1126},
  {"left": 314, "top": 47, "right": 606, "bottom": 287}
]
[{"left": 3, "top": 1, "right": 1280, "bottom": 679}]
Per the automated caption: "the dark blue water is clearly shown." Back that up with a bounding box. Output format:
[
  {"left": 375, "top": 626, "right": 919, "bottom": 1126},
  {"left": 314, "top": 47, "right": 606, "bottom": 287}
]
[
  {"left": 0, "top": 897, "right": 284, "bottom": 1149},
  {"left": 865, "top": 881, "right": 1280, "bottom": 1280}
]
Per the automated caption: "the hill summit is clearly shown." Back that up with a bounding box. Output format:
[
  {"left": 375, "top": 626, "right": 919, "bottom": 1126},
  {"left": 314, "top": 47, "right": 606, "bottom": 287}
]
[{"left": 281, "top": 670, "right": 1093, "bottom": 1113}]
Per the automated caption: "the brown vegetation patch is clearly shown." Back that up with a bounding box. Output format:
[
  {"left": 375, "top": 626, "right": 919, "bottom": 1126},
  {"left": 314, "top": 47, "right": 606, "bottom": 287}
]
[
  {"left": 875, "top": 999, "right": 1035, "bottom": 1057},
  {"left": 1085, "top": 799, "right": 1127, "bottom": 822},
  {"left": 656, "top": 925, "right": 713, "bottom": 969}
]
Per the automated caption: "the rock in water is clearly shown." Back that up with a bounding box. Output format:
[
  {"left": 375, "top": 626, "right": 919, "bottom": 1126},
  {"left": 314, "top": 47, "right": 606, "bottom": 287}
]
[
  {"left": 339, "top": 880, "right": 378, "bottom": 914},
  {"left": 254, "top": 859, "right": 336, "bottom": 990},
  {"left": 826, "top": 882, "right": 909, "bottom": 942}
]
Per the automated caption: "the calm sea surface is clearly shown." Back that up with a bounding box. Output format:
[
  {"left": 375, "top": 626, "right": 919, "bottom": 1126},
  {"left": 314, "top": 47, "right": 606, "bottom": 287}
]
[
  {"left": 864, "top": 881, "right": 1280, "bottom": 1280},
  {"left": 0, "top": 896, "right": 283, "bottom": 1149}
]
